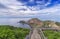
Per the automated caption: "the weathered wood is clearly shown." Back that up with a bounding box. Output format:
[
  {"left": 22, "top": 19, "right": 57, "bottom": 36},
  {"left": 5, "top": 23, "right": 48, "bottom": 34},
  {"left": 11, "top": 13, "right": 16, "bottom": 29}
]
[{"left": 30, "top": 28, "right": 41, "bottom": 39}]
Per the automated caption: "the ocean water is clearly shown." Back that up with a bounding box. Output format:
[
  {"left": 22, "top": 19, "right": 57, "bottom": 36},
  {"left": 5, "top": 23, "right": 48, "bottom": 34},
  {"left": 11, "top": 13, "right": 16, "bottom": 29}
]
[{"left": 0, "top": 18, "right": 31, "bottom": 28}]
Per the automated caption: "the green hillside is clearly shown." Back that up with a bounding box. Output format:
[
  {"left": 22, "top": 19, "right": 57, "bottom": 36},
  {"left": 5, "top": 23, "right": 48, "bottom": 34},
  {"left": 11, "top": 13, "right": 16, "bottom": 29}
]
[
  {"left": 0, "top": 25, "right": 30, "bottom": 39},
  {"left": 43, "top": 30, "right": 60, "bottom": 39}
]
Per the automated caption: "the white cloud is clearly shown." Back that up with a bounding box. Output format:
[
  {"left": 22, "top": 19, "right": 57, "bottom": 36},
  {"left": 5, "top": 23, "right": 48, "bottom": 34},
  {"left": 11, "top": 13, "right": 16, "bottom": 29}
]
[{"left": 0, "top": 0, "right": 60, "bottom": 18}]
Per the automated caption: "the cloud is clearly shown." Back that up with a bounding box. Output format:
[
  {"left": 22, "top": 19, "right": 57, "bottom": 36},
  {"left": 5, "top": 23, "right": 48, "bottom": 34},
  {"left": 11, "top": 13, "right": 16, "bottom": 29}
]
[
  {"left": 0, "top": 3, "right": 7, "bottom": 8},
  {"left": 0, "top": 0, "right": 60, "bottom": 19}
]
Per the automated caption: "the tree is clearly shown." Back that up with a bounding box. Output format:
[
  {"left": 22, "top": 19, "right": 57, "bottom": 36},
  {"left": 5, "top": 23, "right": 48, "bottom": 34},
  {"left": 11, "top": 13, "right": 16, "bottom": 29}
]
[
  {"left": 19, "top": 20, "right": 27, "bottom": 25},
  {"left": 55, "top": 22, "right": 60, "bottom": 26}
]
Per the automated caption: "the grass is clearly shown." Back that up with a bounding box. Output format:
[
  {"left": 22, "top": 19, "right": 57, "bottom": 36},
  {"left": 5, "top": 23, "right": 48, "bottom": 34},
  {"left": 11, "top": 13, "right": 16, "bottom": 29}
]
[{"left": 43, "top": 30, "right": 60, "bottom": 39}]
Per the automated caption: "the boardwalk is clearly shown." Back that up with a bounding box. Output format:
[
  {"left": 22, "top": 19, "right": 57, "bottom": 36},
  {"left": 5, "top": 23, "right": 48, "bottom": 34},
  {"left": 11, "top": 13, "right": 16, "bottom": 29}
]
[
  {"left": 30, "top": 29, "right": 41, "bottom": 39},
  {"left": 25, "top": 27, "right": 60, "bottom": 39},
  {"left": 25, "top": 28, "right": 47, "bottom": 39}
]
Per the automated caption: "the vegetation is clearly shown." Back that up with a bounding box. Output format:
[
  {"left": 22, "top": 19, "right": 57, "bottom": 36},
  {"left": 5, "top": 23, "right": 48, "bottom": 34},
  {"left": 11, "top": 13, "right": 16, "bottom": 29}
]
[
  {"left": 43, "top": 30, "right": 60, "bottom": 39},
  {"left": 55, "top": 22, "right": 60, "bottom": 26},
  {"left": 0, "top": 25, "right": 30, "bottom": 39},
  {"left": 19, "top": 20, "right": 27, "bottom": 25}
]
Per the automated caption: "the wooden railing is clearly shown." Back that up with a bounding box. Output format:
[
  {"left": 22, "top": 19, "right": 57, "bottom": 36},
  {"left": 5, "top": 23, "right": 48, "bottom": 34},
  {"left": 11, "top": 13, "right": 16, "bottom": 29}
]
[
  {"left": 39, "top": 29, "right": 47, "bottom": 39},
  {"left": 41, "top": 27, "right": 60, "bottom": 31}
]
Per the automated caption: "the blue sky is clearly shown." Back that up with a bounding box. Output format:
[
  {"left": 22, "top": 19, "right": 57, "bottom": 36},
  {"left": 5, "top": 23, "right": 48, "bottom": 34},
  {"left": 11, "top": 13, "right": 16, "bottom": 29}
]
[
  {"left": 0, "top": 0, "right": 60, "bottom": 21},
  {"left": 17, "top": 0, "right": 60, "bottom": 7}
]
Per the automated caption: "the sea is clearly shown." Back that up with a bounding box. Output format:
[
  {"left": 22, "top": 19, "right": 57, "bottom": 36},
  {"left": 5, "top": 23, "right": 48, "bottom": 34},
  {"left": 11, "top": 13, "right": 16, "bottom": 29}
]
[{"left": 0, "top": 18, "right": 31, "bottom": 28}]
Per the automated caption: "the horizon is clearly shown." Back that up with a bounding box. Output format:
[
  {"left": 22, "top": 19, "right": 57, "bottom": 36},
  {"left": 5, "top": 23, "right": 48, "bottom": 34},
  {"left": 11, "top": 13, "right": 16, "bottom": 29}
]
[{"left": 0, "top": 17, "right": 60, "bottom": 22}]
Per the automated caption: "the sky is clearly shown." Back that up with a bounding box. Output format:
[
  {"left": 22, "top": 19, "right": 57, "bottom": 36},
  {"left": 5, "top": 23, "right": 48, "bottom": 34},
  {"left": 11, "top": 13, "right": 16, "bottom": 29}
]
[{"left": 0, "top": 0, "right": 60, "bottom": 21}]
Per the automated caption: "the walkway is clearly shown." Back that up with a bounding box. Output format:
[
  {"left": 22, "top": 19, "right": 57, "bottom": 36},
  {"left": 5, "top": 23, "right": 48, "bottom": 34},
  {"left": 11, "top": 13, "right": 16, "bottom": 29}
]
[
  {"left": 25, "top": 28, "right": 46, "bottom": 39},
  {"left": 30, "top": 28, "right": 41, "bottom": 39}
]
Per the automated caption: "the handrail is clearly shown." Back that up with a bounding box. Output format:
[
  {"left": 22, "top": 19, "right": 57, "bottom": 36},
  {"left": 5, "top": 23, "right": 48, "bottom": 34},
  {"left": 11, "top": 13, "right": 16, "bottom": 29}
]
[
  {"left": 41, "top": 27, "right": 60, "bottom": 31},
  {"left": 39, "top": 29, "right": 47, "bottom": 39}
]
